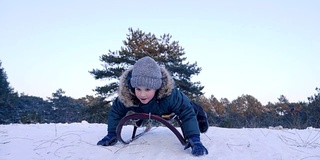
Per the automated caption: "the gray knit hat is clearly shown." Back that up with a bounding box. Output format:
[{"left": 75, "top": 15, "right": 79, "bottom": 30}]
[{"left": 130, "top": 56, "right": 162, "bottom": 89}]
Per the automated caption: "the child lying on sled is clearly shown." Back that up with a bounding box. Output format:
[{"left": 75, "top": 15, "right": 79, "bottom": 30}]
[{"left": 97, "top": 56, "right": 208, "bottom": 156}]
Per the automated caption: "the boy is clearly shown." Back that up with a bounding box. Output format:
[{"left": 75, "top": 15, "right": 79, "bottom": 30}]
[{"left": 97, "top": 56, "right": 208, "bottom": 156}]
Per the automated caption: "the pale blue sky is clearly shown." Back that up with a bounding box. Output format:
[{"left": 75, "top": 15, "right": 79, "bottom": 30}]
[{"left": 1, "top": 0, "right": 319, "bottom": 105}]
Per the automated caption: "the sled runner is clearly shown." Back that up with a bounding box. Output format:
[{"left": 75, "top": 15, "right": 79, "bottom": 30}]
[
  {"left": 115, "top": 102, "right": 209, "bottom": 145},
  {"left": 116, "top": 113, "right": 187, "bottom": 145}
]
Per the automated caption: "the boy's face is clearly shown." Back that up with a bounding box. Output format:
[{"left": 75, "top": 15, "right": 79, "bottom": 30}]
[{"left": 134, "top": 86, "right": 156, "bottom": 104}]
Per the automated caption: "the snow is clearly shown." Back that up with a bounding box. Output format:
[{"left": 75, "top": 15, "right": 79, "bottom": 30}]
[{"left": 1, "top": 121, "right": 320, "bottom": 160}]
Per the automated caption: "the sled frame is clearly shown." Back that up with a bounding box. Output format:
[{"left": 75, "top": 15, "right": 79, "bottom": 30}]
[{"left": 116, "top": 113, "right": 186, "bottom": 145}]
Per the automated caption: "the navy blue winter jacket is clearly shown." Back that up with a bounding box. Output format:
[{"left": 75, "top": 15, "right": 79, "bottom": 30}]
[{"left": 107, "top": 66, "right": 200, "bottom": 138}]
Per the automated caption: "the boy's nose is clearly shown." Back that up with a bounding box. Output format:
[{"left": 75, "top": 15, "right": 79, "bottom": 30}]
[{"left": 140, "top": 91, "right": 146, "bottom": 97}]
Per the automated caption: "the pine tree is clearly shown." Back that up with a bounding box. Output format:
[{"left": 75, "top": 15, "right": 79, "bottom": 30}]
[
  {"left": 48, "top": 89, "right": 84, "bottom": 123},
  {"left": 90, "top": 28, "right": 204, "bottom": 100},
  {"left": 0, "top": 61, "right": 17, "bottom": 124},
  {"left": 307, "top": 87, "right": 320, "bottom": 128}
]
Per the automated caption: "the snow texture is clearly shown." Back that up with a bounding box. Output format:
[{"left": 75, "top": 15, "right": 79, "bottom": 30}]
[{"left": 1, "top": 121, "right": 320, "bottom": 160}]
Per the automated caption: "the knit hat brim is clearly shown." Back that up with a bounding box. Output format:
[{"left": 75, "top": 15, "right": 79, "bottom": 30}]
[{"left": 131, "top": 76, "right": 162, "bottom": 89}]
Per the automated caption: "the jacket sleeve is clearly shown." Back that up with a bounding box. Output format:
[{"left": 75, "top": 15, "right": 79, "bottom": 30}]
[
  {"left": 167, "top": 88, "right": 200, "bottom": 138},
  {"left": 107, "top": 97, "right": 129, "bottom": 134}
]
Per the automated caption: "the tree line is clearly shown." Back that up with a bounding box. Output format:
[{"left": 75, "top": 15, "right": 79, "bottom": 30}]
[{"left": 1, "top": 28, "right": 319, "bottom": 129}]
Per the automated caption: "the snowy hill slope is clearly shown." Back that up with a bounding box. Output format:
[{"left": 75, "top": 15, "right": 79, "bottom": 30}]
[{"left": 1, "top": 122, "right": 319, "bottom": 160}]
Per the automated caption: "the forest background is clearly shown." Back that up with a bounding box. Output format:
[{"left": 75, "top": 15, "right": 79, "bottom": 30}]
[{"left": 1, "top": 28, "right": 319, "bottom": 129}]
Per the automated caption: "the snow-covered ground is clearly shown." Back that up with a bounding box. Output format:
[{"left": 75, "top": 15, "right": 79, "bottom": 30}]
[{"left": 1, "top": 121, "right": 320, "bottom": 160}]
